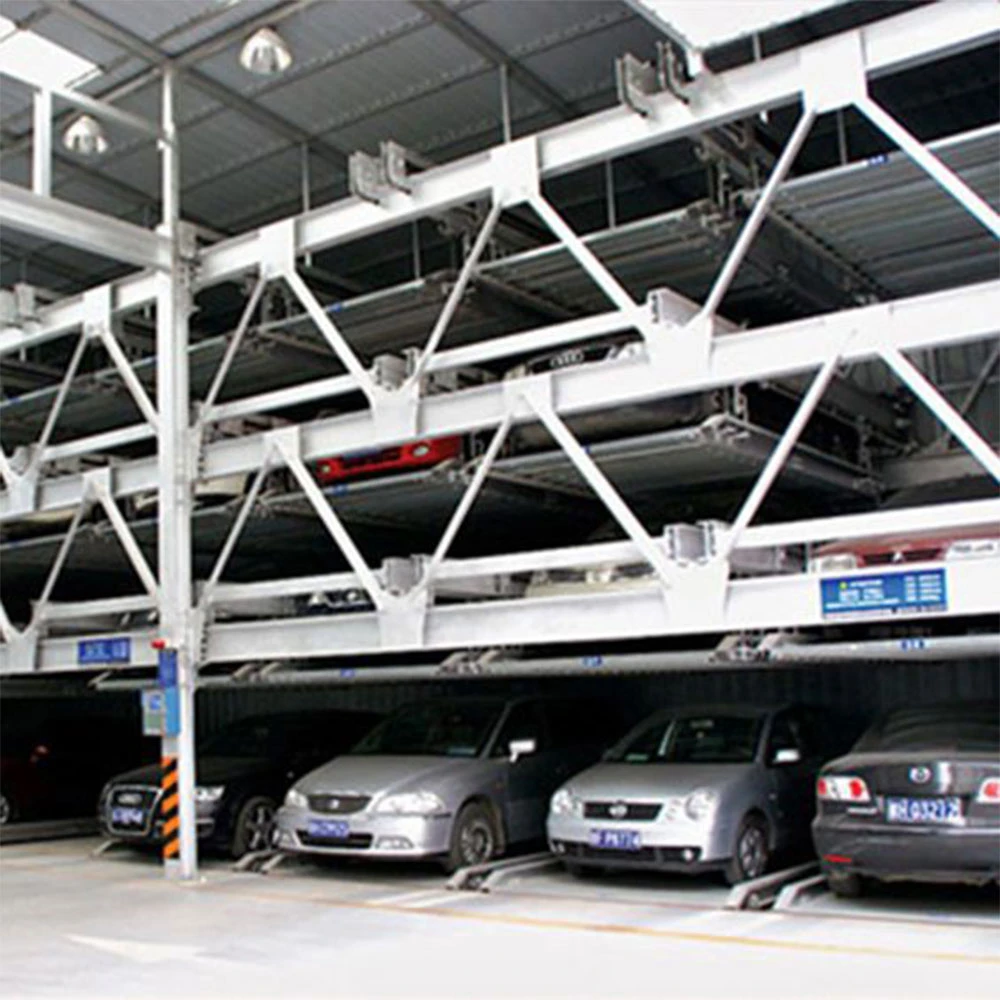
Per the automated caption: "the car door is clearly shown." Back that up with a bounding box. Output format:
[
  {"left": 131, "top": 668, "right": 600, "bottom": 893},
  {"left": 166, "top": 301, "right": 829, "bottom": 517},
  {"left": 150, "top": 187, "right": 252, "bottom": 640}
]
[
  {"left": 491, "top": 701, "right": 551, "bottom": 844},
  {"left": 765, "top": 708, "right": 819, "bottom": 847}
]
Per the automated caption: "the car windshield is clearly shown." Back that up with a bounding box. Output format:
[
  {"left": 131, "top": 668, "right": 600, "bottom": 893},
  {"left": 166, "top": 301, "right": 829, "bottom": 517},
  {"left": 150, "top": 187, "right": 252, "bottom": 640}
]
[
  {"left": 351, "top": 701, "right": 503, "bottom": 758},
  {"left": 855, "top": 707, "right": 1000, "bottom": 753},
  {"left": 608, "top": 713, "right": 764, "bottom": 764}
]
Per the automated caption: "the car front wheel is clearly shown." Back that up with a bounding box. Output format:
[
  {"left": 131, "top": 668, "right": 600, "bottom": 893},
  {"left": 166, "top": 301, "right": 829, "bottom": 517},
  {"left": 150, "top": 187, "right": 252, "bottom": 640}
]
[
  {"left": 725, "top": 814, "right": 770, "bottom": 885},
  {"left": 444, "top": 802, "right": 498, "bottom": 873},
  {"left": 230, "top": 796, "right": 278, "bottom": 858},
  {"left": 0, "top": 791, "right": 16, "bottom": 826}
]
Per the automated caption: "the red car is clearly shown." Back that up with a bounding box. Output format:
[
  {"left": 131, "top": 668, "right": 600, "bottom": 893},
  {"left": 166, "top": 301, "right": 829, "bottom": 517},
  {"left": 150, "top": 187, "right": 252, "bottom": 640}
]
[
  {"left": 810, "top": 478, "right": 999, "bottom": 573},
  {"left": 315, "top": 435, "right": 464, "bottom": 484}
]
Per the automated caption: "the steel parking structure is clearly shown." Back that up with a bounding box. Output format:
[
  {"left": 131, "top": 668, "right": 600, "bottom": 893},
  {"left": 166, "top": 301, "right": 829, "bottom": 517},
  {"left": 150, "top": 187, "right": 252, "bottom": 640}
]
[{"left": 1, "top": 2, "right": 998, "bottom": 884}]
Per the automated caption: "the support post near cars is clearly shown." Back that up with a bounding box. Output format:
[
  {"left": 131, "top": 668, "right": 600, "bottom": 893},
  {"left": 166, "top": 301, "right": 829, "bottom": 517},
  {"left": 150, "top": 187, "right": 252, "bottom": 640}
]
[{"left": 155, "top": 67, "right": 198, "bottom": 880}]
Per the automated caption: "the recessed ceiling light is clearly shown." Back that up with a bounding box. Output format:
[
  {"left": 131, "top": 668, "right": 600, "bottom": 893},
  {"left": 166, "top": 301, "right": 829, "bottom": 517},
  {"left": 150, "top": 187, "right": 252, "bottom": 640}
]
[
  {"left": 239, "top": 26, "right": 293, "bottom": 76},
  {"left": 62, "top": 114, "right": 109, "bottom": 156}
]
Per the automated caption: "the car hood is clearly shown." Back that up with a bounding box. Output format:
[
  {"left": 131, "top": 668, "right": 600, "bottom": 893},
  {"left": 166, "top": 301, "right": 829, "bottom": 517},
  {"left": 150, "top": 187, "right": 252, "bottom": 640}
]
[
  {"left": 107, "top": 757, "right": 271, "bottom": 788},
  {"left": 562, "top": 762, "right": 754, "bottom": 799},
  {"left": 295, "top": 755, "right": 474, "bottom": 796}
]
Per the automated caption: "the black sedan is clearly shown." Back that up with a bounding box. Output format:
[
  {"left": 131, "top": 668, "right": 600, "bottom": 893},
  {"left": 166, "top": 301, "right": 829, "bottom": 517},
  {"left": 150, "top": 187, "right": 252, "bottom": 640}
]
[
  {"left": 812, "top": 702, "right": 999, "bottom": 897},
  {"left": 100, "top": 709, "right": 380, "bottom": 857}
]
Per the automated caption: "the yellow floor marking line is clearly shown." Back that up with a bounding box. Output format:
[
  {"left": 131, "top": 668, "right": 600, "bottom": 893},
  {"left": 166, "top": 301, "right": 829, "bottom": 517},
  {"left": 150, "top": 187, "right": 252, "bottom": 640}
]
[{"left": 199, "top": 878, "right": 1000, "bottom": 967}]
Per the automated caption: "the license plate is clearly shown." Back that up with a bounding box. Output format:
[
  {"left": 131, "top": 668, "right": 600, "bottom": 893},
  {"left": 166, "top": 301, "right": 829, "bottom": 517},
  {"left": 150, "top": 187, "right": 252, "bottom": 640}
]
[
  {"left": 110, "top": 806, "right": 145, "bottom": 827},
  {"left": 308, "top": 819, "right": 350, "bottom": 840},
  {"left": 885, "top": 796, "right": 962, "bottom": 825},
  {"left": 589, "top": 829, "right": 641, "bottom": 851}
]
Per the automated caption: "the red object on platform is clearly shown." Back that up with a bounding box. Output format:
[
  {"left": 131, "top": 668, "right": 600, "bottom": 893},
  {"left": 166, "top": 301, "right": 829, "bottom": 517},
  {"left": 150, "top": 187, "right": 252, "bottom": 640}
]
[{"left": 315, "top": 436, "right": 464, "bottom": 484}]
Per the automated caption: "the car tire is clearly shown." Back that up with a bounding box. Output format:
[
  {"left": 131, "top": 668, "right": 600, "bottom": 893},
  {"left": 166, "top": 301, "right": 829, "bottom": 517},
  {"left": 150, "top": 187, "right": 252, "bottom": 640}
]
[
  {"left": 827, "top": 871, "right": 864, "bottom": 899},
  {"left": 443, "top": 802, "right": 498, "bottom": 874},
  {"left": 229, "top": 796, "right": 278, "bottom": 859},
  {"left": 725, "top": 814, "right": 770, "bottom": 886},
  {"left": 0, "top": 790, "right": 17, "bottom": 826}
]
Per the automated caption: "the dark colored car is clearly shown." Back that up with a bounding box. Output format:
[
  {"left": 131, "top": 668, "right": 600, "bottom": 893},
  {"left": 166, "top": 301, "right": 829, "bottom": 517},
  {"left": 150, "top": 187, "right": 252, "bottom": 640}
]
[
  {"left": 1, "top": 715, "right": 156, "bottom": 826},
  {"left": 99, "top": 710, "right": 380, "bottom": 858},
  {"left": 812, "top": 702, "right": 1000, "bottom": 896}
]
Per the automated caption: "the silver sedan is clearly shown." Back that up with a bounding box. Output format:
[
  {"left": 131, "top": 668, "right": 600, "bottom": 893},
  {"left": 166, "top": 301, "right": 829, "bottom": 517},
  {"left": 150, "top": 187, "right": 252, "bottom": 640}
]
[{"left": 547, "top": 705, "right": 837, "bottom": 884}]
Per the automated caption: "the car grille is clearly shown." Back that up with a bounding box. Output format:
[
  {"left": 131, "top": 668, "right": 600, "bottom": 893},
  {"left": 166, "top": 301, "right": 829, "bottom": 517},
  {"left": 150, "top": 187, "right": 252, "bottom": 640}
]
[
  {"left": 307, "top": 794, "right": 371, "bottom": 815},
  {"left": 298, "top": 831, "right": 373, "bottom": 849},
  {"left": 583, "top": 801, "right": 661, "bottom": 821},
  {"left": 106, "top": 785, "right": 160, "bottom": 835}
]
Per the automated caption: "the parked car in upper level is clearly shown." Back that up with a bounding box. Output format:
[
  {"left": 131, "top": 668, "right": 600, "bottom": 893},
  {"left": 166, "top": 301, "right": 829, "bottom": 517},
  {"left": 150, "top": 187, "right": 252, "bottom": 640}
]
[
  {"left": 812, "top": 702, "right": 1000, "bottom": 897},
  {"left": 547, "top": 704, "right": 852, "bottom": 884},
  {"left": 277, "top": 695, "right": 622, "bottom": 871},
  {"left": 100, "top": 709, "right": 380, "bottom": 858},
  {"left": 810, "top": 477, "right": 999, "bottom": 574}
]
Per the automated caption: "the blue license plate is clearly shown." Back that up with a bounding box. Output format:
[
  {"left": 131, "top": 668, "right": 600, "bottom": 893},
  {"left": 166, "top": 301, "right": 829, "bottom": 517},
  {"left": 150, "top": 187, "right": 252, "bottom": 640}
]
[
  {"left": 308, "top": 819, "right": 350, "bottom": 840},
  {"left": 589, "top": 829, "right": 641, "bottom": 851},
  {"left": 885, "top": 796, "right": 962, "bottom": 825},
  {"left": 111, "top": 806, "right": 145, "bottom": 827}
]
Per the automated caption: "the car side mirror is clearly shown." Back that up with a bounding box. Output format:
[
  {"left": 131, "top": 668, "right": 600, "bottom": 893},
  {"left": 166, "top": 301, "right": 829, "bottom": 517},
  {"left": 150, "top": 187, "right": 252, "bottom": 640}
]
[
  {"left": 772, "top": 747, "right": 801, "bottom": 766},
  {"left": 508, "top": 738, "right": 537, "bottom": 763}
]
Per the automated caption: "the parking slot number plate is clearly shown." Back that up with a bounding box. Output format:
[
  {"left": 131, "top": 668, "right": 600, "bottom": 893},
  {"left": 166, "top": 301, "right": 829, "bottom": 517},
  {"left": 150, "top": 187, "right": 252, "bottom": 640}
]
[
  {"left": 111, "top": 806, "right": 145, "bottom": 827},
  {"left": 308, "top": 819, "right": 350, "bottom": 840},
  {"left": 589, "top": 829, "right": 641, "bottom": 851},
  {"left": 885, "top": 796, "right": 962, "bottom": 825}
]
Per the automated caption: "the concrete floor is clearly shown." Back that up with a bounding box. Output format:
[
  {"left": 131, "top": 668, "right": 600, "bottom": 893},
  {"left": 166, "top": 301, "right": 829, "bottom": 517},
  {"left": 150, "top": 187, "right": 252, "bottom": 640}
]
[{"left": 1, "top": 838, "right": 997, "bottom": 999}]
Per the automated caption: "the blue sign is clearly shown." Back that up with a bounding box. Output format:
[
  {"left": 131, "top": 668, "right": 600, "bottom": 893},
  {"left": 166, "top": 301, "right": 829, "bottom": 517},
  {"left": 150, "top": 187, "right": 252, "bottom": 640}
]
[
  {"left": 77, "top": 637, "right": 131, "bottom": 665},
  {"left": 157, "top": 649, "right": 178, "bottom": 688},
  {"left": 162, "top": 686, "right": 180, "bottom": 737},
  {"left": 821, "top": 569, "right": 947, "bottom": 619}
]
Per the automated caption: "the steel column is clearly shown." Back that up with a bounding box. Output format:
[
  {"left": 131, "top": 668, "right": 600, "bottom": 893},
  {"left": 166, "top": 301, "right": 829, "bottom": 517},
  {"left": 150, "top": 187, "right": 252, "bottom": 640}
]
[
  {"left": 156, "top": 68, "right": 198, "bottom": 881},
  {"left": 31, "top": 89, "right": 52, "bottom": 198}
]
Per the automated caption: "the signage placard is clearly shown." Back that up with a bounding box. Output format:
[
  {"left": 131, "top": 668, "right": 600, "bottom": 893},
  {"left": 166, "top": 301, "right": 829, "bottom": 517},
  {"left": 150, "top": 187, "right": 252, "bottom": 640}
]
[
  {"left": 820, "top": 569, "right": 947, "bottom": 619},
  {"left": 77, "top": 637, "right": 131, "bottom": 665}
]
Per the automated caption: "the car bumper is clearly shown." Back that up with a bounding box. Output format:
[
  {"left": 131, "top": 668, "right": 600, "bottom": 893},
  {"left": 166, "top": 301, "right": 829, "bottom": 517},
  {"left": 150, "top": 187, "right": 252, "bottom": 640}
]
[
  {"left": 813, "top": 820, "right": 1000, "bottom": 885},
  {"left": 276, "top": 805, "right": 453, "bottom": 859},
  {"left": 100, "top": 816, "right": 217, "bottom": 845},
  {"left": 546, "top": 813, "right": 733, "bottom": 872}
]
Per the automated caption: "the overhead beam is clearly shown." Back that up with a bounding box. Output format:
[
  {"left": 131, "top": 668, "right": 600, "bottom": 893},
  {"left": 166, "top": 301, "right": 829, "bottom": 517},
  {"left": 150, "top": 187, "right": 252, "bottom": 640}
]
[
  {"left": 2, "top": 2, "right": 994, "bottom": 355},
  {"left": 3, "top": 278, "right": 996, "bottom": 518},
  {"left": 0, "top": 181, "right": 172, "bottom": 271}
]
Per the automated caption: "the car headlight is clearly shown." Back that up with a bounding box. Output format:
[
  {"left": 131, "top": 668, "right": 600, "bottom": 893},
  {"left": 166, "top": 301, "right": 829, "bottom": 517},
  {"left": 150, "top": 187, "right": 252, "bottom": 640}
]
[
  {"left": 550, "top": 788, "right": 582, "bottom": 816},
  {"left": 374, "top": 792, "right": 446, "bottom": 816},
  {"left": 810, "top": 553, "right": 858, "bottom": 574},
  {"left": 684, "top": 788, "right": 718, "bottom": 822},
  {"left": 194, "top": 785, "right": 225, "bottom": 804},
  {"left": 284, "top": 788, "right": 308, "bottom": 809}
]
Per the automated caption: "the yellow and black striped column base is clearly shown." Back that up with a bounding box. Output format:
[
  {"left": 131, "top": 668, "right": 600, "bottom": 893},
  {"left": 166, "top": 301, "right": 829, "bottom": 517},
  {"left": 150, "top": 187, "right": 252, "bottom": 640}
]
[{"left": 160, "top": 755, "right": 179, "bottom": 861}]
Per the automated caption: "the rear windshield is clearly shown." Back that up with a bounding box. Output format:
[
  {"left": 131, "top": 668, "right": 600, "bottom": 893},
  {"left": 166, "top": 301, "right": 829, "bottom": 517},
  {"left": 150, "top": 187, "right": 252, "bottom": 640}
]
[
  {"left": 607, "top": 714, "right": 765, "bottom": 765},
  {"left": 351, "top": 701, "right": 504, "bottom": 758},
  {"left": 855, "top": 708, "right": 1000, "bottom": 753}
]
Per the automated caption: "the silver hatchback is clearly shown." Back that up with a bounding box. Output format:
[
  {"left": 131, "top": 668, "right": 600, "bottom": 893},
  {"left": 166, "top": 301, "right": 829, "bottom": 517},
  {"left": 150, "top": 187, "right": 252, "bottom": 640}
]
[
  {"left": 277, "top": 696, "right": 613, "bottom": 871},
  {"left": 548, "top": 704, "right": 843, "bottom": 884}
]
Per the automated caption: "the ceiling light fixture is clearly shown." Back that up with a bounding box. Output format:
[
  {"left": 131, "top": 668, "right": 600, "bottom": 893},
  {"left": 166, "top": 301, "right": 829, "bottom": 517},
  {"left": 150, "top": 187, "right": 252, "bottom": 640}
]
[
  {"left": 239, "top": 26, "right": 293, "bottom": 76},
  {"left": 62, "top": 114, "right": 109, "bottom": 156}
]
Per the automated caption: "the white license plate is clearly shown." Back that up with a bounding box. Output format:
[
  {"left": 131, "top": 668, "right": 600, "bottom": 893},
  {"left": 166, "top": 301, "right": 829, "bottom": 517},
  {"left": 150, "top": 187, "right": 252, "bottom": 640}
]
[
  {"left": 885, "top": 796, "right": 962, "bottom": 825},
  {"left": 110, "top": 806, "right": 145, "bottom": 827},
  {"left": 308, "top": 819, "right": 350, "bottom": 840},
  {"left": 589, "top": 829, "right": 641, "bottom": 851}
]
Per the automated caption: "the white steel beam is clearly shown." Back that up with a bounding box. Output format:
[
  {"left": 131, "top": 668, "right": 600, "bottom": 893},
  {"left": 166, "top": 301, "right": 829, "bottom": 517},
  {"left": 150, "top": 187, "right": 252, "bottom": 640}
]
[
  {"left": 0, "top": 181, "right": 172, "bottom": 271},
  {"left": 2, "top": 1, "right": 993, "bottom": 354},
  {"left": 5, "top": 280, "right": 996, "bottom": 520}
]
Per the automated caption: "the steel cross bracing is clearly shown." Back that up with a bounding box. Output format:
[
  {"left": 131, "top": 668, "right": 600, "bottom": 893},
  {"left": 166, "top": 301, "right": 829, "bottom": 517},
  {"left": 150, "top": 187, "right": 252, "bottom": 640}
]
[{"left": 1, "top": 2, "right": 999, "bottom": 672}]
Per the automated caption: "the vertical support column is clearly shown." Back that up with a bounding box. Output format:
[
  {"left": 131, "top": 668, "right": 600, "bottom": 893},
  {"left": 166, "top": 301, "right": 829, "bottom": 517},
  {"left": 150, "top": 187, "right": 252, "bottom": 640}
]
[
  {"left": 32, "top": 89, "right": 52, "bottom": 197},
  {"left": 156, "top": 67, "right": 197, "bottom": 881}
]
